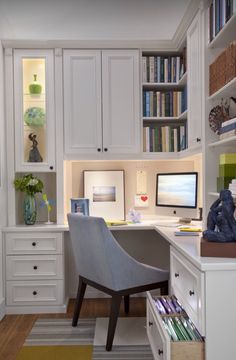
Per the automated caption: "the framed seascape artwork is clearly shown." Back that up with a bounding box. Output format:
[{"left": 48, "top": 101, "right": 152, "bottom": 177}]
[
  {"left": 84, "top": 170, "right": 125, "bottom": 220},
  {"left": 71, "top": 198, "right": 90, "bottom": 216}
]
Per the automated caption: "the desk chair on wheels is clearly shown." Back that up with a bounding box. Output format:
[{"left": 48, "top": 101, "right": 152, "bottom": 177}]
[{"left": 67, "top": 214, "right": 169, "bottom": 351}]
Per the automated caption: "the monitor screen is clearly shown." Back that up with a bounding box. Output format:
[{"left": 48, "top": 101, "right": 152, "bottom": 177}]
[{"left": 156, "top": 172, "right": 198, "bottom": 209}]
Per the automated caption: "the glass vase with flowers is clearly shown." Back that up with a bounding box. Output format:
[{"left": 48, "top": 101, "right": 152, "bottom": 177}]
[{"left": 14, "top": 173, "right": 44, "bottom": 225}]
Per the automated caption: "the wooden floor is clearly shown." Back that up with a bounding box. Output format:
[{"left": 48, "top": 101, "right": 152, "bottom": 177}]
[{"left": 0, "top": 298, "right": 146, "bottom": 360}]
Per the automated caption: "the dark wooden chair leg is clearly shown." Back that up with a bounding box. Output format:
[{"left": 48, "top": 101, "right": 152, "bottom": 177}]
[
  {"left": 160, "top": 281, "right": 169, "bottom": 295},
  {"left": 124, "top": 295, "right": 130, "bottom": 314},
  {"left": 106, "top": 294, "right": 122, "bottom": 351},
  {"left": 72, "top": 276, "right": 87, "bottom": 327}
]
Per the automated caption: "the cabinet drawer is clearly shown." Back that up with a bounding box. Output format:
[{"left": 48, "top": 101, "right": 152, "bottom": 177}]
[
  {"left": 5, "top": 232, "right": 63, "bottom": 255},
  {"left": 170, "top": 247, "right": 205, "bottom": 335},
  {"left": 6, "top": 280, "right": 64, "bottom": 306},
  {"left": 6, "top": 255, "right": 64, "bottom": 280},
  {"left": 147, "top": 293, "right": 204, "bottom": 360}
]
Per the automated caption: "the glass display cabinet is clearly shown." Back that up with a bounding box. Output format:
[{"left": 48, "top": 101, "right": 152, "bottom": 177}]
[{"left": 13, "top": 49, "right": 55, "bottom": 172}]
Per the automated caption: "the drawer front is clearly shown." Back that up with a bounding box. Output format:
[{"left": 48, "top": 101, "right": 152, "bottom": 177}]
[
  {"left": 6, "top": 280, "right": 64, "bottom": 306},
  {"left": 5, "top": 232, "right": 63, "bottom": 254},
  {"left": 6, "top": 255, "right": 64, "bottom": 280},
  {"left": 170, "top": 247, "right": 205, "bottom": 334},
  {"left": 147, "top": 294, "right": 169, "bottom": 360}
]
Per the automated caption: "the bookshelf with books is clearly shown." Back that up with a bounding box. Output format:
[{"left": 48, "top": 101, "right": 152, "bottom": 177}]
[
  {"left": 204, "top": 0, "right": 236, "bottom": 226},
  {"left": 142, "top": 50, "right": 188, "bottom": 154}
]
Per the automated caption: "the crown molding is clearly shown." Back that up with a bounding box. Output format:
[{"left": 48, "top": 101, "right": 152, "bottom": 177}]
[{"left": 172, "top": 0, "right": 201, "bottom": 50}]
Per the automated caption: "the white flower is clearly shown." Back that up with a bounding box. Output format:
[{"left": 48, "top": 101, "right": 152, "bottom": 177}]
[{"left": 28, "top": 179, "right": 38, "bottom": 186}]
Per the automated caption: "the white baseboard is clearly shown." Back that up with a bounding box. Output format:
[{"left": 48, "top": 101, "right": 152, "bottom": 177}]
[
  {"left": 5, "top": 298, "right": 69, "bottom": 315},
  {"left": 0, "top": 297, "right": 5, "bottom": 320}
]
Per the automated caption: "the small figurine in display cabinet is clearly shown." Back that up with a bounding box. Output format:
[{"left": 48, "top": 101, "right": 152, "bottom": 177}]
[{"left": 28, "top": 133, "right": 43, "bottom": 162}]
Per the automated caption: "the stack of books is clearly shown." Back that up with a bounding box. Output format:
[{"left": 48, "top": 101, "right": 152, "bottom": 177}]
[
  {"left": 219, "top": 117, "right": 236, "bottom": 139},
  {"left": 229, "top": 179, "right": 236, "bottom": 194},
  {"left": 174, "top": 227, "right": 202, "bottom": 236}
]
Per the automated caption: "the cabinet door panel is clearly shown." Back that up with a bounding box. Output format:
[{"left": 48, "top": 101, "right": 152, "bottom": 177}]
[
  {"left": 187, "top": 10, "right": 203, "bottom": 149},
  {"left": 102, "top": 50, "right": 140, "bottom": 153},
  {"left": 64, "top": 50, "right": 102, "bottom": 154}
]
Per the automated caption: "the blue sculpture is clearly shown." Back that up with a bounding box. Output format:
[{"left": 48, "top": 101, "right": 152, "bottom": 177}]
[{"left": 203, "top": 189, "right": 236, "bottom": 242}]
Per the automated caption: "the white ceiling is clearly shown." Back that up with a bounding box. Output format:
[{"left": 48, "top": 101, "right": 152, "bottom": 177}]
[{"left": 0, "top": 0, "right": 194, "bottom": 42}]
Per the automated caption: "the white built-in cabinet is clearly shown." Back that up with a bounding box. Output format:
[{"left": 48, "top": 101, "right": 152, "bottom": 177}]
[
  {"left": 186, "top": 9, "right": 203, "bottom": 150},
  {"left": 13, "top": 49, "right": 56, "bottom": 172},
  {"left": 63, "top": 49, "right": 140, "bottom": 157}
]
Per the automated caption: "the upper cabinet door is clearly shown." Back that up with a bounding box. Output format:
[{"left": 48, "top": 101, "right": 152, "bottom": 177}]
[
  {"left": 14, "top": 49, "right": 55, "bottom": 172},
  {"left": 102, "top": 50, "right": 140, "bottom": 154},
  {"left": 187, "top": 10, "right": 203, "bottom": 150},
  {"left": 63, "top": 50, "right": 102, "bottom": 155}
]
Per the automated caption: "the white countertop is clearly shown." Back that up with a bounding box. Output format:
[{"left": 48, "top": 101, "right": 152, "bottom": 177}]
[{"left": 4, "top": 219, "right": 236, "bottom": 272}]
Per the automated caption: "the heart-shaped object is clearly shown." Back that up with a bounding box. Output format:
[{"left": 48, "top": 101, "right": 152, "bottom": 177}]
[{"left": 141, "top": 195, "right": 148, "bottom": 202}]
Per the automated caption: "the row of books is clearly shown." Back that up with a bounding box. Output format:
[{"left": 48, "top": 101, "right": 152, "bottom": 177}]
[
  {"left": 142, "top": 52, "right": 186, "bottom": 83},
  {"left": 209, "top": 0, "right": 236, "bottom": 42},
  {"left": 143, "top": 89, "right": 187, "bottom": 118},
  {"left": 162, "top": 316, "right": 203, "bottom": 342},
  {"left": 143, "top": 124, "right": 186, "bottom": 152},
  {"left": 219, "top": 116, "right": 236, "bottom": 139}
]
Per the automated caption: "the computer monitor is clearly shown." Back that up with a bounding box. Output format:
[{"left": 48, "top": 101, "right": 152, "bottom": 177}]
[{"left": 156, "top": 172, "right": 198, "bottom": 223}]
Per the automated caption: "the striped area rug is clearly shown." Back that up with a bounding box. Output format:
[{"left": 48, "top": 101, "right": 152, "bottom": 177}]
[{"left": 18, "top": 318, "right": 154, "bottom": 360}]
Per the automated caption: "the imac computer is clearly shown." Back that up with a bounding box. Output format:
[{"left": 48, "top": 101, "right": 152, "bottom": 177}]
[{"left": 156, "top": 172, "right": 198, "bottom": 224}]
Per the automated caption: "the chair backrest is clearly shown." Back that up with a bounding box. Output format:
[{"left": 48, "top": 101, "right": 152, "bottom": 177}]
[{"left": 67, "top": 213, "right": 168, "bottom": 291}]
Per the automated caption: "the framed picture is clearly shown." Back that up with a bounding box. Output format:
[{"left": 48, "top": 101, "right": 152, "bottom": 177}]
[
  {"left": 71, "top": 198, "right": 89, "bottom": 216},
  {"left": 84, "top": 170, "right": 125, "bottom": 220}
]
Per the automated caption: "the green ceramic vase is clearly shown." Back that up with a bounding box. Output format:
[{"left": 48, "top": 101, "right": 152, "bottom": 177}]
[{"left": 29, "top": 74, "right": 42, "bottom": 94}]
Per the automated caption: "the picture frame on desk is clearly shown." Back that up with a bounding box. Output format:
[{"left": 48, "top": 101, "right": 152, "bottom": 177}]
[
  {"left": 71, "top": 198, "right": 89, "bottom": 216},
  {"left": 84, "top": 170, "right": 125, "bottom": 220}
]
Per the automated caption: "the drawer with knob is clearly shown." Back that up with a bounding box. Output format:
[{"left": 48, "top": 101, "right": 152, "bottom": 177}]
[
  {"left": 5, "top": 232, "right": 63, "bottom": 255},
  {"left": 170, "top": 247, "right": 205, "bottom": 335},
  {"left": 147, "top": 292, "right": 204, "bottom": 360},
  {"left": 6, "top": 255, "right": 64, "bottom": 280},
  {"left": 6, "top": 280, "right": 64, "bottom": 306}
]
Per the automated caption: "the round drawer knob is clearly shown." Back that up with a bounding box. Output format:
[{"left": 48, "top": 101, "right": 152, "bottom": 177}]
[
  {"left": 32, "top": 291, "right": 37, "bottom": 296},
  {"left": 148, "top": 321, "right": 153, "bottom": 326},
  {"left": 174, "top": 272, "right": 179, "bottom": 278},
  {"left": 104, "top": 148, "right": 108, "bottom": 152},
  {"left": 49, "top": 166, "right": 54, "bottom": 170},
  {"left": 189, "top": 290, "right": 195, "bottom": 296},
  {"left": 97, "top": 148, "right": 101, "bottom": 152},
  {"left": 33, "top": 266, "right": 38, "bottom": 270},
  {"left": 196, "top": 137, "right": 201, "bottom": 142},
  {"left": 32, "top": 242, "right": 36, "bottom": 247},
  {"left": 158, "top": 349, "right": 163, "bottom": 355}
]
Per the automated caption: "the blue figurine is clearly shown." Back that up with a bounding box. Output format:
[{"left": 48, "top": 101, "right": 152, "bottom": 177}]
[{"left": 203, "top": 189, "right": 236, "bottom": 242}]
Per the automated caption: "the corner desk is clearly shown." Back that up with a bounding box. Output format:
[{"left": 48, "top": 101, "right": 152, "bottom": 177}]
[{"left": 3, "top": 220, "right": 236, "bottom": 360}]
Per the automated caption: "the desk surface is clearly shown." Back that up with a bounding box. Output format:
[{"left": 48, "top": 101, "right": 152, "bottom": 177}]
[{"left": 4, "top": 220, "right": 236, "bottom": 272}]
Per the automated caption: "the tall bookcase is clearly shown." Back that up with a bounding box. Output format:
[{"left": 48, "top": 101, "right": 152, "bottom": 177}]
[
  {"left": 203, "top": 1, "right": 236, "bottom": 223},
  {"left": 141, "top": 50, "right": 187, "bottom": 155}
]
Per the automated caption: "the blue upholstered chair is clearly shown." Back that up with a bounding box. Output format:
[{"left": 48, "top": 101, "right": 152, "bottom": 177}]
[{"left": 67, "top": 213, "right": 169, "bottom": 351}]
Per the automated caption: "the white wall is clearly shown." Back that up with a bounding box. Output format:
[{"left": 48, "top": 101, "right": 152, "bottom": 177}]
[{"left": 0, "top": 0, "right": 191, "bottom": 41}]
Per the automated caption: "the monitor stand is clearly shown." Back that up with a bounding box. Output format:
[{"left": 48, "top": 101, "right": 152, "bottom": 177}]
[{"left": 178, "top": 217, "right": 192, "bottom": 224}]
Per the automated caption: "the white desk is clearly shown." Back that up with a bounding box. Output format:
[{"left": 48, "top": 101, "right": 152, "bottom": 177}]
[{"left": 3, "top": 221, "right": 236, "bottom": 360}]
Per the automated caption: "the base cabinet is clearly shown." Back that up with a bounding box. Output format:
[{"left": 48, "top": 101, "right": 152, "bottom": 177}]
[
  {"left": 147, "top": 293, "right": 204, "bottom": 360},
  {"left": 4, "top": 231, "right": 66, "bottom": 314}
]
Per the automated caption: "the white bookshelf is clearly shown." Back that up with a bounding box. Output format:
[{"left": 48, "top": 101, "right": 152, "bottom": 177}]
[
  {"left": 208, "top": 77, "right": 236, "bottom": 100},
  {"left": 208, "top": 12, "right": 236, "bottom": 49}
]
